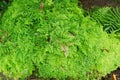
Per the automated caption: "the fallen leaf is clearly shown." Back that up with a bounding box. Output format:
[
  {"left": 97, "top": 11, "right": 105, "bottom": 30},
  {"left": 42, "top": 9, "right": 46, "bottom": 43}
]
[{"left": 60, "top": 44, "right": 69, "bottom": 57}]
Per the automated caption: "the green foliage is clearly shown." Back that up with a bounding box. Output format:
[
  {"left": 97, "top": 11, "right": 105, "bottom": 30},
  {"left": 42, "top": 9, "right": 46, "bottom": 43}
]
[
  {"left": 91, "top": 7, "right": 120, "bottom": 34},
  {"left": 0, "top": 0, "right": 7, "bottom": 10},
  {"left": 0, "top": 0, "right": 11, "bottom": 19},
  {"left": 0, "top": 0, "right": 120, "bottom": 80}
]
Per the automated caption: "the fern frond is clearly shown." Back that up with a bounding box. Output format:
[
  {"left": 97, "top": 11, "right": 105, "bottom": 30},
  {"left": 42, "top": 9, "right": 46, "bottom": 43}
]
[{"left": 92, "top": 7, "right": 120, "bottom": 33}]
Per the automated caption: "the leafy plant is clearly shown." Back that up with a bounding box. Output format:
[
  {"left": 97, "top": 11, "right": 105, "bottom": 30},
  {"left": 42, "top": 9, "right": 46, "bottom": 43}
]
[
  {"left": 91, "top": 7, "right": 120, "bottom": 34},
  {"left": 0, "top": 0, "right": 10, "bottom": 19},
  {"left": 0, "top": 0, "right": 120, "bottom": 80}
]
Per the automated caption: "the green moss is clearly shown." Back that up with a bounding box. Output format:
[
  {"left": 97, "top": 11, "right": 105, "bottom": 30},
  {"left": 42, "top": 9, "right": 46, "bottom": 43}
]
[{"left": 0, "top": 0, "right": 120, "bottom": 80}]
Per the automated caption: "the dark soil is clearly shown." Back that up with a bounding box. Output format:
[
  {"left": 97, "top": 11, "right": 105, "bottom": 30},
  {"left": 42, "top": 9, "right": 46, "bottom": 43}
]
[
  {"left": 102, "top": 68, "right": 120, "bottom": 80},
  {"left": 79, "top": 0, "right": 120, "bottom": 10}
]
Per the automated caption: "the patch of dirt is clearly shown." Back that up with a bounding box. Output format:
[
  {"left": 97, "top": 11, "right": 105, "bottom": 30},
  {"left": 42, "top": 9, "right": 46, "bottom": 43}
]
[
  {"left": 79, "top": 0, "right": 120, "bottom": 10},
  {"left": 102, "top": 68, "right": 120, "bottom": 80}
]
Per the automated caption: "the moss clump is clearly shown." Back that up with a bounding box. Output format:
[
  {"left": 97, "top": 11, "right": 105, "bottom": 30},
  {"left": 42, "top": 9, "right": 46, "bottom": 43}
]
[{"left": 0, "top": 0, "right": 120, "bottom": 79}]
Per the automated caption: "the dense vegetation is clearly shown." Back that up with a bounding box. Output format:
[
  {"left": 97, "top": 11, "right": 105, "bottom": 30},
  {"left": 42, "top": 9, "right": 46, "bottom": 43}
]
[{"left": 0, "top": 0, "right": 120, "bottom": 80}]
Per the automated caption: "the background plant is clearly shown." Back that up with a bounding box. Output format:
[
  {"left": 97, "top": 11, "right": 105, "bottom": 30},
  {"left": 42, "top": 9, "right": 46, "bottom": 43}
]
[
  {"left": 0, "top": 0, "right": 12, "bottom": 19},
  {"left": 91, "top": 7, "right": 120, "bottom": 34}
]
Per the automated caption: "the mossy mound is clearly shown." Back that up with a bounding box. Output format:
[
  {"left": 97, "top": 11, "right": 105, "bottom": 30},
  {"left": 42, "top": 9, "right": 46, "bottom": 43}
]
[{"left": 0, "top": 0, "right": 120, "bottom": 79}]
